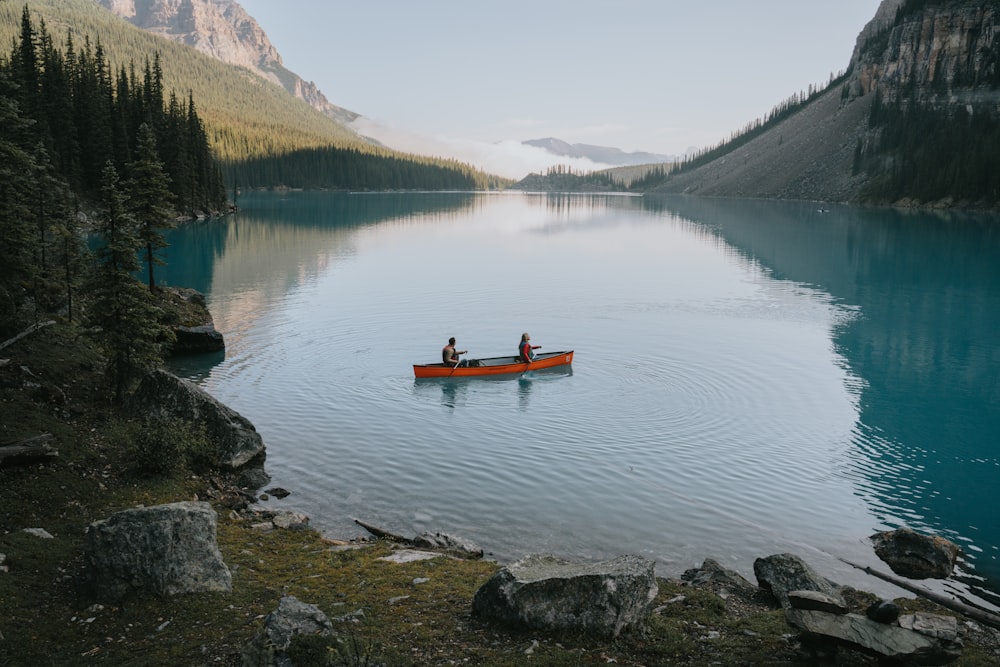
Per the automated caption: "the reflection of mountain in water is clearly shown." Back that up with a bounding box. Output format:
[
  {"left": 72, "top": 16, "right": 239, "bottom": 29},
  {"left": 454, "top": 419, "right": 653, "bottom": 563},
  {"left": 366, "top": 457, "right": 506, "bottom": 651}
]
[
  {"left": 645, "top": 195, "right": 1000, "bottom": 593},
  {"left": 158, "top": 192, "right": 477, "bottom": 342}
]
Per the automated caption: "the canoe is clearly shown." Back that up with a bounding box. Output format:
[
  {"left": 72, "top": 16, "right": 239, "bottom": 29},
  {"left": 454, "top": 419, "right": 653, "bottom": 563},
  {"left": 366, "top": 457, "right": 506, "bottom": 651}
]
[{"left": 413, "top": 350, "right": 574, "bottom": 378}]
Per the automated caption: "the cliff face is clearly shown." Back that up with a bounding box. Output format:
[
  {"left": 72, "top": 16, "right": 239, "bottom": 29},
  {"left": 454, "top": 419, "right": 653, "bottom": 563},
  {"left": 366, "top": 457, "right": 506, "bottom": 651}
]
[
  {"left": 653, "top": 0, "right": 1000, "bottom": 204},
  {"left": 851, "top": 0, "right": 999, "bottom": 111},
  {"left": 95, "top": 0, "right": 358, "bottom": 125}
]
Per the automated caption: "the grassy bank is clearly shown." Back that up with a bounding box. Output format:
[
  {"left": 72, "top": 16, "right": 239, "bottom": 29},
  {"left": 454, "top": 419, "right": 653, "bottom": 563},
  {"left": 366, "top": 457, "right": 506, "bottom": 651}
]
[{"left": 2, "top": 322, "right": 999, "bottom": 665}]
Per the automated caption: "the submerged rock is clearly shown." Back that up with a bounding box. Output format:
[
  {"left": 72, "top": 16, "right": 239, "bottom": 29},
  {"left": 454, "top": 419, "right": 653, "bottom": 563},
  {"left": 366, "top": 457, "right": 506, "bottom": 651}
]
[{"left": 871, "top": 527, "right": 961, "bottom": 579}]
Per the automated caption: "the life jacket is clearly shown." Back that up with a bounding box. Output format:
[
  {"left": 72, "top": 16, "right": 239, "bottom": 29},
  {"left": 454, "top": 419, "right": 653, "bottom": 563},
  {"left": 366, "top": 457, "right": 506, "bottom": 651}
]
[{"left": 518, "top": 341, "right": 532, "bottom": 362}]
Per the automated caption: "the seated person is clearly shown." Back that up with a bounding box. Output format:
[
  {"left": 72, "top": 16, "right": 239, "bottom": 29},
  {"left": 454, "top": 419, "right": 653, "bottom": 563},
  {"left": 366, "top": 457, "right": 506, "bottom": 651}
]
[
  {"left": 442, "top": 337, "right": 468, "bottom": 366},
  {"left": 518, "top": 332, "right": 541, "bottom": 362}
]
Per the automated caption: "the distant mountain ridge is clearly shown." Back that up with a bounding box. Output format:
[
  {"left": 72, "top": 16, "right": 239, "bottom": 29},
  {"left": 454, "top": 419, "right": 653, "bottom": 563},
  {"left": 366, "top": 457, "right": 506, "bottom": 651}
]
[
  {"left": 94, "top": 0, "right": 359, "bottom": 126},
  {"left": 523, "top": 137, "right": 674, "bottom": 166}
]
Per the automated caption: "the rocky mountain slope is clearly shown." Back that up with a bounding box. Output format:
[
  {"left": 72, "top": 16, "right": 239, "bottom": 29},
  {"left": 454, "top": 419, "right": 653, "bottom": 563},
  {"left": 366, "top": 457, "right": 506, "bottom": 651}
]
[
  {"left": 652, "top": 0, "right": 999, "bottom": 205},
  {"left": 95, "top": 0, "right": 359, "bottom": 126}
]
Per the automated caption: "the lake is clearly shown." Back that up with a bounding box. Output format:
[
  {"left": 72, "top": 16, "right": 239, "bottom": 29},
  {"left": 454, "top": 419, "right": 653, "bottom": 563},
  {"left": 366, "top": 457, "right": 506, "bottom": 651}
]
[{"left": 161, "top": 191, "right": 1000, "bottom": 610}]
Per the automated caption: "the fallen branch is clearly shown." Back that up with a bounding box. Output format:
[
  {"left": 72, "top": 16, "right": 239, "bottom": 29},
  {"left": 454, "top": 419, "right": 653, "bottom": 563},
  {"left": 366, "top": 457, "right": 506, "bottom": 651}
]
[
  {"left": 839, "top": 557, "right": 1000, "bottom": 630},
  {"left": 354, "top": 519, "right": 410, "bottom": 543},
  {"left": 0, "top": 433, "right": 58, "bottom": 466},
  {"left": 0, "top": 320, "right": 56, "bottom": 353}
]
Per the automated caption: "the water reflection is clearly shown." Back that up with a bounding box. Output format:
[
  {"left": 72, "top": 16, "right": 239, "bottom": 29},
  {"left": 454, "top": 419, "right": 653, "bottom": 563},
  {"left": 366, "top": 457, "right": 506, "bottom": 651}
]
[{"left": 645, "top": 195, "right": 1000, "bottom": 600}]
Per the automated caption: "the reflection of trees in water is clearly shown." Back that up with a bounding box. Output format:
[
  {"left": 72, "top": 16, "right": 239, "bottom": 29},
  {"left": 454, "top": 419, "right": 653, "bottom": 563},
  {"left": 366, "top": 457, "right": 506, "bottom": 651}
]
[
  {"left": 159, "top": 191, "right": 478, "bottom": 293},
  {"left": 644, "top": 195, "right": 1000, "bottom": 590}
]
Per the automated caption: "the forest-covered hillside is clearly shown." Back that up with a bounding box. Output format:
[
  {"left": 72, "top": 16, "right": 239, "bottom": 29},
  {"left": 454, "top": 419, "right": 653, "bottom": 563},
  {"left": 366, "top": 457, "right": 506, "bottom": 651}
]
[{"left": 0, "top": 0, "right": 508, "bottom": 190}]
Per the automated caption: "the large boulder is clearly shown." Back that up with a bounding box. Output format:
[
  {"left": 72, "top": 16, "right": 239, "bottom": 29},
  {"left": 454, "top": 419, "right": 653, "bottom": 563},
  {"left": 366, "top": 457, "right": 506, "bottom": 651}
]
[
  {"left": 126, "top": 368, "right": 264, "bottom": 469},
  {"left": 242, "top": 596, "right": 334, "bottom": 667},
  {"left": 787, "top": 608, "right": 962, "bottom": 665},
  {"left": 871, "top": 528, "right": 961, "bottom": 579},
  {"left": 471, "top": 553, "right": 658, "bottom": 638},
  {"left": 753, "top": 553, "right": 844, "bottom": 609},
  {"left": 173, "top": 324, "right": 225, "bottom": 354},
  {"left": 84, "top": 501, "right": 231, "bottom": 601}
]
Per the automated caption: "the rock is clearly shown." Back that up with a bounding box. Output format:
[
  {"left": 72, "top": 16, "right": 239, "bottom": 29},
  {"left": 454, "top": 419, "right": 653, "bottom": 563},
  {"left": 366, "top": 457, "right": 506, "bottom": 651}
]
[
  {"left": 265, "top": 487, "right": 291, "bottom": 499},
  {"left": 241, "top": 596, "right": 334, "bottom": 667},
  {"left": 22, "top": 527, "right": 54, "bottom": 539},
  {"left": 867, "top": 599, "right": 901, "bottom": 624},
  {"left": 899, "top": 612, "right": 960, "bottom": 641},
  {"left": 788, "top": 590, "right": 849, "bottom": 615},
  {"left": 787, "top": 608, "right": 962, "bottom": 665},
  {"left": 378, "top": 550, "right": 443, "bottom": 564},
  {"left": 245, "top": 507, "right": 309, "bottom": 531},
  {"left": 753, "top": 553, "right": 844, "bottom": 609},
  {"left": 235, "top": 466, "right": 271, "bottom": 491},
  {"left": 126, "top": 368, "right": 264, "bottom": 469},
  {"left": 681, "top": 558, "right": 758, "bottom": 598},
  {"left": 471, "top": 553, "right": 658, "bottom": 638},
  {"left": 173, "top": 324, "right": 225, "bottom": 354},
  {"left": 871, "top": 528, "right": 961, "bottom": 579},
  {"left": 412, "top": 531, "right": 484, "bottom": 559},
  {"left": 84, "top": 501, "right": 231, "bottom": 601}
]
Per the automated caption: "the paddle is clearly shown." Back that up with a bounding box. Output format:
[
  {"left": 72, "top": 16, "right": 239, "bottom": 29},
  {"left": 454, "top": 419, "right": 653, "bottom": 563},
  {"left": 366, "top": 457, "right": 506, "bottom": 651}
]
[{"left": 447, "top": 351, "right": 467, "bottom": 377}]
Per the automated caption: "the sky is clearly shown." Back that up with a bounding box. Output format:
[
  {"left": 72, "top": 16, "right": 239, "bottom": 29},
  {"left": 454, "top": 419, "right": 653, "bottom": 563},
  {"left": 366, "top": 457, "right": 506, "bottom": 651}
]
[{"left": 235, "top": 1, "right": 884, "bottom": 178}]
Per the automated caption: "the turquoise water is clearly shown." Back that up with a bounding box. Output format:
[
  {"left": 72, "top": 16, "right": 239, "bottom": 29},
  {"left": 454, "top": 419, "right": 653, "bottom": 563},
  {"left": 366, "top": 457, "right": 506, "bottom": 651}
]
[{"left": 162, "top": 191, "right": 1000, "bottom": 609}]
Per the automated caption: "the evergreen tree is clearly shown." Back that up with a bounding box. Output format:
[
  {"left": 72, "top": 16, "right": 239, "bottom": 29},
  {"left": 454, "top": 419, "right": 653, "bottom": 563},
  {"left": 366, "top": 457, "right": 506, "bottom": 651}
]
[
  {"left": 89, "top": 161, "right": 171, "bottom": 402},
  {"left": 0, "top": 71, "right": 37, "bottom": 333},
  {"left": 127, "top": 122, "right": 174, "bottom": 291}
]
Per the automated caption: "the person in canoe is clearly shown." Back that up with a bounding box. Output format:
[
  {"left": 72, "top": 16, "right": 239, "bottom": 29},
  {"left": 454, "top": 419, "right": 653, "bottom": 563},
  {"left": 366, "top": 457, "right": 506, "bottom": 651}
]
[
  {"left": 518, "top": 332, "right": 541, "bottom": 362},
  {"left": 443, "top": 337, "right": 468, "bottom": 367}
]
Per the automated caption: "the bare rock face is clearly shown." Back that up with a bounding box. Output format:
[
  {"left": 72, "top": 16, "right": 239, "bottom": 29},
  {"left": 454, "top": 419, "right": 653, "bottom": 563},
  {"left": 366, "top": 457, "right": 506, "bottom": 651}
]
[
  {"left": 871, "top": 527, "right": 961, "bottom": 579},
  {"left": 95, "top": 0, "right": 358, "bottom": 125},
  {"left": 84, "top": 501, "right": 231, "bottom": 601},
  {"left": 471, "top": 553, "right": 658, "bottom": 638},
  {"left": 126, "top": 368, "right": 265, "bottom": 469}
]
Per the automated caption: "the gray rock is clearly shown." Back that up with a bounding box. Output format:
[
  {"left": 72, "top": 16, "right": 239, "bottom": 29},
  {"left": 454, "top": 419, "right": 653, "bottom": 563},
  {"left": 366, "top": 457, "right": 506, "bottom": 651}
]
[
  {"left": 681, "top": 558, "right": 758, "bottom": 597},
  {"left": 471, "top": 553, "right": 658, "bottom": 637},
  {"left": 871, "top": 527, "right": 961, "bottom": 579},
  {"left": 788, "top": 590, "right": 849, "bottom": 615},
  {"left": 787, "top": 608, "right": 962, "bottom": 665},
  {"left": 126, "top": 368, "right": 264, "bottom": 469},
  {"left": 753, "top": 553, "right": 844, "bottom": 609},
  {"left": 866, "top": 599, "right": 901, "bottom": 623},
  {"left": 242, "top": 596, "right": 334, "bottom": 667},
  {"left": 173, "top": 324, "right": 225, "bottom": 354},
  {"left": 412, "top": 531, "right": 484, "bottom": 559},
  {"left": 84, "top": 501, "right": 231, "bottom": 601}
]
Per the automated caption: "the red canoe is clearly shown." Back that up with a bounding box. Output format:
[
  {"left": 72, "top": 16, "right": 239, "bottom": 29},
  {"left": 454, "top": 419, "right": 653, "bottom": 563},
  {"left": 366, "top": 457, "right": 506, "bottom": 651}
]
[{"left": 413, "top": 350, "right": 574, "bottom": 378}]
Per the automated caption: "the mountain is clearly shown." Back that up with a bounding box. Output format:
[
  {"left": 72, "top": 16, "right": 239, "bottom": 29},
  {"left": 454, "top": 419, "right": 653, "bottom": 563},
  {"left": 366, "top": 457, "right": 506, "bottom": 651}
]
[
  {"left": 523, "top": 138, "right": 675, "bottom": 167},
  {"left": 94, "top": 0, "right": 359, "bottom": 126},
  {"left": 649, "top": 0, "right": 1000, "bottom": 208}
]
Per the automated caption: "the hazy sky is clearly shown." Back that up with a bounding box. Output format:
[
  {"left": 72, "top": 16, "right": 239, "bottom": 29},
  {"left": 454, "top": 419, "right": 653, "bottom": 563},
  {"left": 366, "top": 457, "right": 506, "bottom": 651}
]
[{"left": 236, "top": 1, "right": 883, "bottom": 177}]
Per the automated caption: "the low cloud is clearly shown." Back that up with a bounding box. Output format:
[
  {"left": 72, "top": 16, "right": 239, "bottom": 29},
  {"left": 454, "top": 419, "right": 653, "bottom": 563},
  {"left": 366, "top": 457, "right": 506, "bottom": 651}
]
[{"left": 349, "top": 117, "right": 614, "bottom": 180}]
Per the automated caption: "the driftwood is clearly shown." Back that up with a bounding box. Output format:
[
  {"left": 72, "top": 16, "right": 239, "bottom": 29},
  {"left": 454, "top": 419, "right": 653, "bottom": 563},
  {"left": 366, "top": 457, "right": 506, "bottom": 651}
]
[
  {"left": 354, "top": 519, "right": 410, "bottom": 543},
  {"left": 0, "top": 433, "right": 58, "bottom": 466},
  {"left": 839, "top": 558, "right": 1000, "bottom": 630},
  {"left": 0, "top": 320, "right": 56, "bottom": 353}
]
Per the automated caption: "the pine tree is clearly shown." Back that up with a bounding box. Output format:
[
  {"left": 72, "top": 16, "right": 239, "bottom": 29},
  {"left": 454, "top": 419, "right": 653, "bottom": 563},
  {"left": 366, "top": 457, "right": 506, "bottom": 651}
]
[
  {"left": 127, "top": 123, "right": 174, "bottom": 291},
  {"left": 89, "top": 161, "right": 171, "bottom": 402},
  {"left": 0, "top": 72, "right": 37, "bottom": 333}
]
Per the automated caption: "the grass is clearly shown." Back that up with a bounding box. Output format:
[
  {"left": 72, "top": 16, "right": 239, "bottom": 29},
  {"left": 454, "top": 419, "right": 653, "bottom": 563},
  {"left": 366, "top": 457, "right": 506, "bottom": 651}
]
[{"left": 2, "top": 321, "right": 999, "bottom": 665}]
